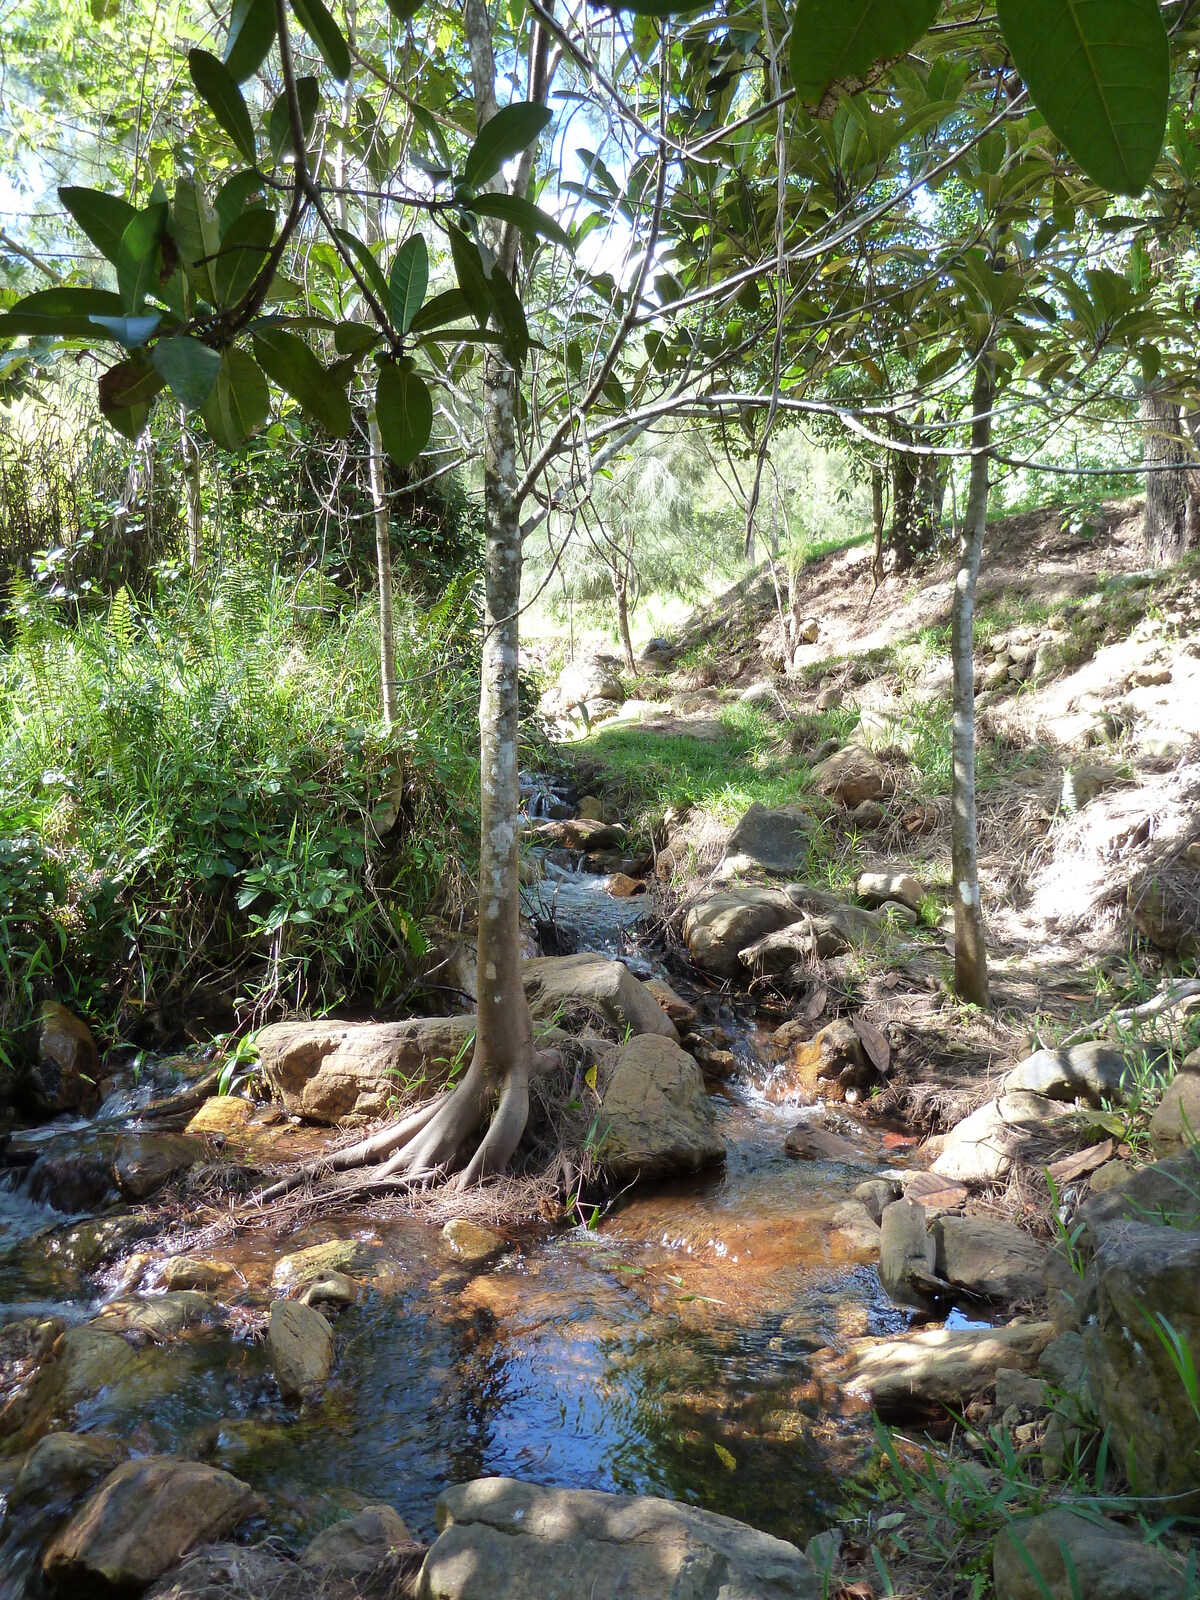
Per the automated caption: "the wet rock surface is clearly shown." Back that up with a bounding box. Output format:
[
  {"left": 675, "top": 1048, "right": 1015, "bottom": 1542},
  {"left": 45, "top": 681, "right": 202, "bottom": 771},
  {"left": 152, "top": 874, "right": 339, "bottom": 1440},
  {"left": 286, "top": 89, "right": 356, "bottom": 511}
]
[{"left": 595, "top": 1035, "right": 726, "bottom": 1183}]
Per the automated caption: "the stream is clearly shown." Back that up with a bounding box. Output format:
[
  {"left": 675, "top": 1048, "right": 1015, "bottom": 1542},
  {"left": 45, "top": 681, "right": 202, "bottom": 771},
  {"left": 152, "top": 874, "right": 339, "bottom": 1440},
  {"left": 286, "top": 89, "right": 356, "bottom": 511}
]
[{"left": 0, "top": 859, "right": 918, "bottom": 1591}]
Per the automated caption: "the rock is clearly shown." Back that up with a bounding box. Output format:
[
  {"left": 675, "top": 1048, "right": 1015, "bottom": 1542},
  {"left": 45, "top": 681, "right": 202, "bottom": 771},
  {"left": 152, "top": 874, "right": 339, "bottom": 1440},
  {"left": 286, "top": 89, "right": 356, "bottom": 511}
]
[
  {"left": 856, "top": 871, "right": 923, "bottom": 912},
  {"left": 826, "top": 1322, "right": 1055, "bottom": 1418},
  {"left": 522, "top": 953, "right": 676, "bottom": 1040},
  {"left": 1039, "top": 1332, "right": 1088, "bottom": 1394},
  {"left": 301, "top": 1503, "right": 412, "bottom": 1572},
  {"left": 1149, "top": 1074, "right": 1200, "bottom": 1153},
  {"left": 162, "top": 1256, "right": 238, "bottom": 1293},
  {"left": 815, "top": 685, "right": 841, "bottom": 710},
  {"left": 267, "top": 1300, "right": 335, "bottom": 1402},
  {"left": 932, "top": 1215, "right": 1047, "bottom": 1303},
  {"left": 442, "top": 1219, "right": 505, "bottom": 1265},
  {"left": 90, "top": 1292, "right": 215, "bottom": 1343},
  {"left": 42, "top": 1457, "right": 261, "bottom": 1593},
  {"left": 1076, "top": 1148, "right": 1200, "bottom": 1238},
  {"left": 575, "top": 795, "right": 606, "bottom": 821},
  {"left": 272, "top": 1238, "right": 367, "bottom": 1290},
  {"left": 994, "top": 1368, "right": 1048, "bottom": 1411},
  {"left": 1128, "top": 878, "right": 1198, "bottom": 957},
  {"left": 772, "top": 1019, "right": 876, "bottom": 1103},
  {"left": 783, "top": 1122, "right": 868, "bottom": 1164},
  {"left": 879, "top": 1199, "right": 940, "bottom": 1304},
  {"left": 606, "top": 872, "right": 646, "bottom": 898},
  {"left": 796, "top": 617, "right": 820, "bottom": 644},
  {"left": 655, "top": 848, "right": 677, "bottom": 882},
  {"left": 53, "top": 1327, "right": 138, "bottom": 1405},
  {"left": 533, "top": 816, "right": 625, "bottom": 851},
  {"left": 32, "top": 1001, "right": 100, "bottom": 1114},
  {"left": 854, "top": 1177, "right": 903, "bottom": 1224},
  {"left": 1082, "top": 1219, "right": 1200, "bottom": 1497},
  {"left": 1090, "top": 1159, "right": 1131, "bottom": 1193},
  {"left": 257, "top": 1015, "right": 477, "bottom": 1123},
  {"left": 994, "top": 1509, "right": 1187, "bottom": 1600},
  {"left": 643, "top": 978, "right": 697, "bottom": 1028},
  {"left": 847, "top": 799, "right": 885, "bottom": 829},
  {"left": 739, "top": 905, "right": 894, "bottom": 971},
  {"left": 720, "top": 803, "right": 814, "bottom": 876},
  {"left": 1003, "top": 1043, "right": 1135, "bottom": 1108},
  {"left": 810, "top": 736, "right": 840, "bottom": 763},
  {"left": 682, "top": 887, "right": 801, "bottom": 978},
  {"left": 829, "top": 1200, "right": 883, "bottom": 1253},
  {"left": 417, "top": 1477, "right": 820, "bottom": 1600},
  {"left": 113, "top": 1134, "right": 205, "bottom": 1199},
  {"left": 1060, "top": 763, "right": 1125, "bottom": 812},
  {"left": 739, "top": 680, "right": 778, "bottom": 705},
  {"left": 811, "top": 747, "right": 887, "bottom": 809},
  {"left": 932, "top": 1092, "right": 1080, "bottom": 1186},
  {"left": 595, "top": 1035, "right": 725, "bottom": 1184},
  {"left": 298, "top": 1271, "right": 360, "bottom": 1309},
  {"left": 8, "top": 1432, "right": 126, "bottom": 1512},
  {"left": 26, "top": 1132, "right": 118, "bottom": 1212},
  {"left": 548, "top": 656, "right": 624, "bottom": 711},
  {"left": 184, "top": 1096, "right": 253, "bottom": 1136}
]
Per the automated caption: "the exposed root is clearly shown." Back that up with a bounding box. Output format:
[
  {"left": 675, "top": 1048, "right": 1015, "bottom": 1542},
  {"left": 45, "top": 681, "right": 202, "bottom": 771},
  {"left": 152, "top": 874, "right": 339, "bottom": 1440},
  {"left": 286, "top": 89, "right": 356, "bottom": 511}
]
[{"left": 252, "top": 1092, "right": 451, "bottom": 1205}]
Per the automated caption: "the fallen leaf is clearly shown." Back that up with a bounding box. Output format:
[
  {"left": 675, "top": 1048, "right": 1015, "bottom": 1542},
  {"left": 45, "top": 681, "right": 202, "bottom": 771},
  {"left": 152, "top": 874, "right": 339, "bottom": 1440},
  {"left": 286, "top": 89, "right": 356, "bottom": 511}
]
[
  {"left": 1047, "top": 1139, "right": 1114, "bottom": 1185},
  {"left": 803, "top": 983, "right": 829, "bottom": 1021},
  {"left": 852, "top": 1015, "right": 890, "bottom": 1073},
  {"left": 714, "top": 1442, "right": 736, "bottom": 1471},
  {"left": 903, "top": 1170, "right": 968, "bottom": 1210},
  {"left": 584, "top": 1065, "right": 597, "bottom": 1091},
  {"left": 883, "top": 972, "right": 900, "bottom": 990},
  {"left": 833, "top": 1584, "right": 874, "bottom": 1600}
]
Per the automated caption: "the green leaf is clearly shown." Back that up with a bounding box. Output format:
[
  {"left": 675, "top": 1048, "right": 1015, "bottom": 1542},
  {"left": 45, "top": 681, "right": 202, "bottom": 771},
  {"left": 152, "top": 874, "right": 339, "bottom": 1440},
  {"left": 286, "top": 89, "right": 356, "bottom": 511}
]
[
  {"left": 216, "top": 170, "right": 270, "bottom": 234},
  {"left": 788, "top": 0, "right": 940, "bottom": 112},
  {"left": 252, "top": 326, "right": 352, "bottom": 435},
  {"left": 599, "top": 0, "right": 709, "bottom": 12},
  {"left": 334, "top": 320, "right": 381, "bottom": 355},
  {"left": 995, "top": 0, "right": 1168, "bottom": 194},
  {"left": 202, "top": 346, "right": 270, "bottom": 448},
  {"left": 462, "top": 102, "right": 552, "bottom": 191},
  {"left": 0, "top": 286, "right": 124, "bottom": 339},
  {"left": 116, "top": 202, "right": 168, "bottom": 313},
  {"left": 188, "top": 49, "right": 257, "bottom": 163},
  {"left": 171, "top": 178, "right": 220, "bottom": 304},
  {"left": 447, "top": 223, "right": 491, "bottom": 324},
  {"left": 466, "top": 193, "right": 573, "bottom": 251},
  {"left": 385, "top": 0, "right": 421, "bottom": 20},
  {"left": 88, "top": 313, "right": 162, "bottom": 347},
  {"left": 212, "top": 208, "right": 276, "bottom": 309},
  {"left": 268, "top": 76, "right": 320, "bottom": 160},
  {"left": 99, "top": 353, "right": 165, "bottom": 415},
  {"left": 333, "top": 228, "right": 390, "bottom": 309},
  {"left": 375, "top": 360, "right": 433, "bottom": 466},
  {"left": 290, "top": 0, "right": 351, "bottom": 79},
  {"left": 152, "top": 336, "right": 222, "bottom": 406},
  {"left": 408, "top": 287, "right": 469, "bottom": 333},
  {"left": 225, "top": 0, "right": 276, "bottom": 80},
  {"left": 389, "top": 234, "right": 428, "bottom": 334},
  {"left": 487, "top": 267, "right": 529, "bottom": 365},
  {"left": 58, "top": 186, "right": 138, "bottom": 265}
]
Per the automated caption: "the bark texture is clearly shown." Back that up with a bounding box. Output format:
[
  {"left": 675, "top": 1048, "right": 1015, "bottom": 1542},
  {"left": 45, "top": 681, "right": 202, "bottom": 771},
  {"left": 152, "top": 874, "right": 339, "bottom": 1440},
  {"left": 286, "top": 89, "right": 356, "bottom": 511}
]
[
  {"left": 180, "top": 410, "right": 203, "bottom": 569},
  {"left": 368, "top": 413, "right": 398, "bottom": 726},
  {"left": 951, "top": 356, "right": 993, "bottom": 1008},
  {"left": 1141, "top": 387, "right": 1198, "bottom": 566}
]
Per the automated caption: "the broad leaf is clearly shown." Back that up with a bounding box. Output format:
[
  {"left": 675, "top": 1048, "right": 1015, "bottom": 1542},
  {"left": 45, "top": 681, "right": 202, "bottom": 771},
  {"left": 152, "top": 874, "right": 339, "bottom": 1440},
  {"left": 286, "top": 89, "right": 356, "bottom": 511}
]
[
  {"left": 212, "top": 209, "right": 276, "bottom": 309},
  {"left": 333, "top": 228, "right": 390, "bottom": 309},
  {"left": 462, "top": 102, "right": 552, "bottom": 191},
  {"left": 171, "top": 178, "right": 220, "bottom": 304},
  {"left": 334, "top": 320, "right": 382, "bottom": 354},
  {"left": 447, "top": 224, "right": 491, "bottom": 325},
  {"left": 99, "top": 354, "right": 165, "bottom": 417},
  {"left": 268, "top": 76, "right": 320, "bottom": 159},
  {"left": 389, "top": 234, "right": 428, "bottom": 334},
  {"left": 216, "top": 170, "right": 269, "bottom": 234},
  {"left": 252, "top": 326, "right": 352, "bottom": 435},
  {"left": 0, "top": 287, "right": 124, "bottom": 339},
  {"left": 225, "top": 0, "right": 276, "bottom": 81},
  {"left": 290, "top": 0, "right": 351, "bottom": 79},
  {"left": 408, "top": 288, "right": 469, "bottom": 333},
  {"left": 789, "top": 0, "right": 940, "bottom": 113},
  {"left": 59, "top": 186, "right": 138, "bottom": 266},
  {"left": 189, "top": 49, "right": 257, "bottom": 163},
  {"left": 375, "top": 360, "right": 433, "bottom": 466},
  {"left": 996, "top": 0, "right": 1169, "bottom": 194},
  {"left": 487, "top": 267, "right": 529, "bottom": 365},
  {"left": 116, "top": 202, "right": 169, "bottom": 313},
  {"left": 152, "top": 336, "right": 222, "bottom": 406},
  {"left": 88, "top": 313, "right": 163, "bottom": 347},
  {"left": 202, "top": 346, "right": 270, "bottom": 448},
  {"left": 467, "top": 193, "right": 573, "bottom": 251},
  {"left": 385, "top": 0, "right": 421, "bottom": 20}
]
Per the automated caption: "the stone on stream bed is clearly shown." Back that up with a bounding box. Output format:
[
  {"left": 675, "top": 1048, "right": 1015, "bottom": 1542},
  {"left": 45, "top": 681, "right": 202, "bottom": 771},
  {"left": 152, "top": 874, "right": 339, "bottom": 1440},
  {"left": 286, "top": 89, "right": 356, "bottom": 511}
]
[
  {"left": 184, "top": 1095, "right": 254, "bottom": 1136},
  {"left": 268, "top": 1300, "right": 336, "bottom": 1402},
  {"left": 818, "top": 1322, "right": 1055, "bottom": 1419},
  {"left": 31, "top": 1001, "right": 101, "bottom": 1115},
  {"left": 272, "top": 1238, "right": 370, "bottom": 1290},
  {"left": 993, "top": 1509, "right": 1188, "bottom": 1600},
  {"left": 162, "top": 1255, "right": 239, "bottom": 1292},
  {"left": 417, "top": 1477, "right": 824, "bottom": 1600},
  {"left": 594, "top": 1036, "right": 726, "bottom": 1183},
  {"left": 7, "top": 1431, "right": 127, "bottom": 1512},
  {"left": 442, "top": 1219, "right": 506, "bottom": 1265},
  {"left": 682, "top": 887, "right": 801, "bottom": 977},
  {"left": 522, "top": 953, "right": 676, "bottom": 1039},
  {"left": 878, "top": 1198, "right": 942, "bottom": 1304},
  {"left": 90, "top": 1291, "right": 217, "bottom": 1343},
  {"left": 719, "top": 802, "right": 814, "bottom": 876},
  {"left": 301, "top": 1503, "right": 413, "bottom": 1574},
  {"left": 42, "top": 1456, "right": 263, "bottom": 1594},
  {"left": 932, "top": 1215, "right": 1048, "bottom": 1304}
]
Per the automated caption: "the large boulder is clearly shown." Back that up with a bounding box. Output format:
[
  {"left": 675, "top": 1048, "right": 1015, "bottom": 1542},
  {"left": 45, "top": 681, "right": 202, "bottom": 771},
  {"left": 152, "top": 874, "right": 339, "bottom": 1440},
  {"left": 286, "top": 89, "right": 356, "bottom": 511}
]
[
  {"left": 739, "top": 905, "right": 897, "bottom": 972},
  {"left": 113, "top": 1133, "right": 206, "bottom": 1200},
  {"left": 541, "top": 657, "right": 625, "bottom": 717},
  {"left": 856, "top": 871, "right": 923, "bottom": 912},
  {"left": 522, "top": 954, "right": 675, "bottom": 1040},
  {"left": 1082, "top": 1219, "right": 1200, "bottom": 1497},
  {"left": 1149, "top": 1074, "right": 1200, "bottom": 1153},
  {"left": 682, "top": 887, "right": 800, "bottom": 978},
  {"left": 267, "top": 1300, "right": 335, "bottom": 1401},
  {"left": 932, "top": 1092, "right": 1080, "bottom": 1186},
  {"left": 417, "top": 1477, "right": 821, "bottom": 1600},
  {"left": 811, "top": 748, "right": 887, "bottom": 809},
  {"left": 932, "top": 1215, "right": 1048, "bottom": 1304},
  {"left": 32, "top": 1001, "right": 100, "bottom": 1115},
  {"left": 994, "top": 1509, "right": 1187, "bottom": 1600},
  {"left": 42, "top": 1457, "right": 262, "bottom": 1593},
  {"left": 822, "top": 1322, "right": 1054, "bottom": 1419},
  {"left": 8, "top": 1432, "right": 126, "bottom": 1512},
  {"left": 302, "top": 1503, "right": 412, "bottom": 1574},
  {"left": 595, "top": 1036, "right": 725, "bottom": 1184},
  {"left": 1003, "top": 1043, "right": 1137, "bottom": 1108},
  {"left": 258, "top": 1015, "right": 477, "bottom": 1123},
  {"left": 720, "top": 803, "right": 814, "bottom": 876}
]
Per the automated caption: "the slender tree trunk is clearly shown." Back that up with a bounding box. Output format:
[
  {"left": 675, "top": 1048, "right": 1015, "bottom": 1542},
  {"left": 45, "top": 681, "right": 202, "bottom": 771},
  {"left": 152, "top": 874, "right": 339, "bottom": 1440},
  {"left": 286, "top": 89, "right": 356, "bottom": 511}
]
[
  {"left": 612, "top": 566, "right": 635, "bottom": 671},
  {"left": 770, "top": 476, "right": 780, "bottom": 560},
  {"left": 1141, "top": 387, "right": 1198, "bottom": 565},
  {"left": 951, "top": 355, "right": 993, "bottom": 1008},
  {"left": 871, "top": 463, "right": 884, "bottom": 589},
  {"left": 368, "top": 413, "right": 398, "bottom": 726},
  {"left": 180, "top": 411, "right": 203, "bottom": 570}
]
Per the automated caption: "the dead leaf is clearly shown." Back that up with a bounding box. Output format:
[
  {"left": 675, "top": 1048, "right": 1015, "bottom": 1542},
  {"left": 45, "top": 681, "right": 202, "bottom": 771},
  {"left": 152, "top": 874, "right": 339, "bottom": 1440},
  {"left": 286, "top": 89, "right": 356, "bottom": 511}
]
[
  {"left": 833, "top": 1584, "right": 874, "bottom": 1600},
  {"left": 852, "top": 1015, "right": 890, "bottom": 1074},
  {"left": 803, "top": 983, "right": 829, "bottom": 1021},
  {"left": 1047, "top": 1139, "right": 1114, "bottom": 1185},
  {"left": 883, "top": 972, "right": 900, "bottom": 990},
  {"left": 903, "top": 1170, "right": 968, "bottom": 1211}
]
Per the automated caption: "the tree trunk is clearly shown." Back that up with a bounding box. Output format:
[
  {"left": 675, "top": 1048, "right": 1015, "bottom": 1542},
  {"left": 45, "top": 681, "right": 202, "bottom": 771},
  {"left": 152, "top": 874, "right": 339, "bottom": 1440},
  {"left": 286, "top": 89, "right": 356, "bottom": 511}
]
[
  {"left": 180, "top": 408, "right": 203, "bottom": 569},
  {"left": 890, "top": 428, "right": 938, "bottom": 571},
  {"left": 1141, "top": 387, "right": 1197, "bottom": 565},
  {"left": 951, "top": 355, "right": 993, "bottom": 1009},
  {"left": 871, "top": 463, "right": 884, "bottom": 589},
  {"left": 612, "top": 567, "right": 635, "bottom": 672},
  {"left": 368, "top": 413, "right": 398, "bottom": 726}
]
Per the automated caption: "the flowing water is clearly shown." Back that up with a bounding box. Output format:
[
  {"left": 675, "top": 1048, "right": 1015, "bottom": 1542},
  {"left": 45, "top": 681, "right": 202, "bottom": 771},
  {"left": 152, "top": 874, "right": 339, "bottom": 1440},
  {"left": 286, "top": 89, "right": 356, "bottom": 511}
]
[{"left": 0, "top": 871, "right": 915, "bottom": 1585}]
